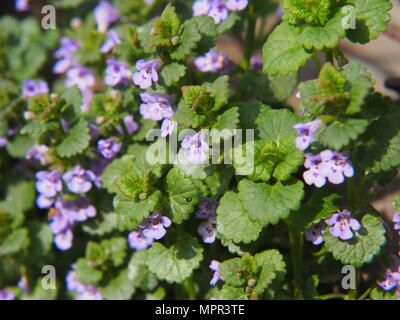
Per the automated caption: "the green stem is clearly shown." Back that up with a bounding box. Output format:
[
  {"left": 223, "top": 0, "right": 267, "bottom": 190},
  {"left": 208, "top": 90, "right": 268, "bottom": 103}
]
[
  {"left": 183, "top": 275, "right": 197, "bottom": 300},
  {"left": 357, "top": 287, "right": 372, "bottom": 300},
  {"left": 312, "top": 51, "right": 322, "bottom": 70},
  {"left": 318, "top": 293, "right": 347, "bottom": 300},
  {"left": 287, "top": 221, "right": 304, "bottom": 299},
  {"left": 241, "top": 4, "right": 256, "bottom": 70}
]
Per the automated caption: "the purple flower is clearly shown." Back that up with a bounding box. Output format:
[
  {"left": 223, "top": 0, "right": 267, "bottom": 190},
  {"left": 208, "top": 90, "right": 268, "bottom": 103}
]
[
  {"left": 97, "top": 137, "right": 122, "bottom": 159},
  {"left": 378, "top": 269, "right": 400, "bottom": 294},
  {"left": 123, "top": 115, "right": 139, "bottom": 135},
  {"left": 35, "top": 170, "right": 63, "bottom": 198},
  {"left": 15, "top": 0, "right": 29, "bottom": 11},
  {"left": 94, "top": 1, "right": 120, "bottom": 33},
  {"left": 64, "top": 197, "right": 97, "bottom": 222},
  {"left": 145, "top": 0, "right": 155, "bottom": 4},
  {"left": 393, "top": 213, "right": 400, "bottom": 231},
  {"left": 100, "top": 30, "right": 121, "bottom": 53},
  {"left": 22, "top": 80, "right": 49, "bottom": 98},
  {"left": 209, "top": 260, "right": 221, "bottom": 286},
  {"left": 208, "top": 2, "right": 229, "bottom": 24},
  {"left": 54, "top": 228, "right": 74, "bottom": 251},
  {"left": 0, "top": 137, "right": 8, "bottom": 148},
  {"left": 250, "top": 55, "right": 262, "bottom": 70},
  {"left": 25, "top": 144, "right": 53, "bottom": 165},
  {"left": 181, "top": 131, "right": 210, "bottom": 164},
  {"left": 0, "top": 289, "right": 15, "bottom": 300},
  {"left": 226, "top": 0, "right": 248, "bottom": 11},
  {"left": 65, "top": 67, "right": 95, "bottom": 92},
  {"left": 141, "top": 212, "right": 172, "bottom": 240},
  {"left": 194, "top": 48, "right": 233, "bottom": 73},
  {"left": 305, "top": 222, "right": 325, "bottom": 245},
  {"left": 318, "top": 150, "right": 354, "bottom": 185},
  {"left": 293, "top": 119, "right": 322, "bottom": 150},
  {"left": 128, "top": 229, "right": 154, "bottom": 250},
  {"left": 198, "top": 217, "right": 217, "bottom": 244},
  {"left": 196, "top": 196, "right": 218, "bottom": 220},
  {"left": 325, "top": 209, "right": 361, "bottom": 240},
  {"left": 132, "top": 59, "right": 161, "bottom": 89},
  {"left": 303, "top": 150, "right": 354, "bottom": 187},
  {"left": 193, "top": 0, "right": 212, "bottom": 17},
  {"left": 139, "top": 92, "right": 174, "bottom": 121},
  {"left": 160, "top": 119, "right": 177, "bottom": 137},
  {"left": 18, "top": 275, "right": 29, "bottom": 294},
  {"left": 62, "top": 165, "right": 96, "bottom": 194},
  {"left": 104, "top": 59, "right": 132, "bottom": 86},
  {"left": 36, "top": 195, "right": 55, "bottom": 209},
  {"left": 66, "top": 269, "right": 103, "bottom": 300},
  {"left": 53, "top": 37, "right": 80, "bottom": 74}
]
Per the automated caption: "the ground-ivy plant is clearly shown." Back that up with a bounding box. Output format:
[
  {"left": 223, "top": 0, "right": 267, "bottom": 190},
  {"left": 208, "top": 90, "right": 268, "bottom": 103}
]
[{"left": 0, "top": 0, "right": 399, "bottom": 300}]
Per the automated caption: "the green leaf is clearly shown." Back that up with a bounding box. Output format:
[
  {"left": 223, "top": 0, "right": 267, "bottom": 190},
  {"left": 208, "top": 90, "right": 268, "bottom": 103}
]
[
  {"left": 191, "top": 16, "right": 217, "bottom": 37},
  {"left": 204, "top": 75, "right": 230, "bottom": 111},
  {"left": 298, "top": 11, "right": 346, "bottom": 50},
  {"left": 290, "top": 190, "right": 341, "bottom": 231},
  {"left": 56, "top": 120, "right": 90, "bottom": 158},
  {"left": 101, "top": 156, "right": 136, "bottom": 194},
  {"left": 324, "top": 213, "right": 386, "bottom": 267},
  {"left": 170, "top": 20, "right": 201, "bottom": 60},
  {"left": 166, "top": 168, "right": 200, "bottom": 224},
  {"left": 100, "top": 270, "right": 136, "bottom": 300},
  {"left": 340, "top": 61, "right": 374, "bottom": 115},
  {"left": 128, "top": 250, "right": 158, "bottom": 292},
  {"left": 147, "top": 234, "right": 203, "bottom": 283},
  {"left": 346, "top": 0, "right": 393, "bottom": 44},
  {"left": 75, "top": 258, "right": 103, "bottom": 285},
  {"left": 217, "top": 285, "right": 249, "bottom": 300},
  {"left": 160, "top": 63, "right": 187, "bottom": 86},
  {"left": 0, "top": 229, "right": 29, "bottom": 256},
  {"left": 262, "top": 22, "right": 312, "bottom": 77},
  {"left": 256, "top": 108, "right": 301, "bottom": 142},
  {"left": 318, "top": 119, "right": 369, "bottom": 150},
  {"left": 4, "top": 181, "right": 35, "bottom": 214},
  {"left": 282, "top": 0, "right": 333, "bottom": 25},
  {"left": 370, "top": 286, "right": 399, "bottom": 300},
  {"left": 211, "top": 107, "right": 239, "bottom": 132},
  {"left": 27, "top": 222, "right": 53, "bottom": 261},
  {"left": 233, "top": 137, "right": 303, "bottom": 182},
  {"left": 219, "top": 258, "right": 248, "bottom": 287},
  {"left": 113, "top": 190, "right": 162, "bottom": 230},
  {"left": 357, "top": 101, "right": 400, "bottom": 173},
  {"left": 217, "top": 13, "right": 240, "bottom": 34},
  {"left": 82, "top": 211, "right": 118, "bottom": 236},
  {"left": 6, "top": 135, "right": 34, "bottom": 158},
  {"left": 240, "top": 179, "right": 304, "bottom": 226},
  {"left": 216, "top": 191, "right": 263, "bottom": 244},
  {"left": 254, "top": 249, "right": 287, "bottom": 295}
]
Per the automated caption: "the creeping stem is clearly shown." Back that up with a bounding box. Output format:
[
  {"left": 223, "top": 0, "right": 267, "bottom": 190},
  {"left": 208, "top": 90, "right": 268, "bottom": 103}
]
[
  {"left": 287, "top": 220, "right": 304, "bottom": 298},
  {"left": 242, "top": 4, "right": 256, "bottom": 70}
]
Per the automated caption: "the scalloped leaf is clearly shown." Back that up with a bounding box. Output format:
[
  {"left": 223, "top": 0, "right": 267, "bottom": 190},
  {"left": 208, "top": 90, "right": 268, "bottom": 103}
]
[
  {"left": 56, "top": 120, "right": 90, "bottom": 158},
  {"left": 147, "top": 234, "right": 203, "bottom": 283},
  {"left": 324, "top": 213, "right": 386, "bottom": 267},
  {"left": 262, "top": 22, "right": 312, "bottom": 77}
]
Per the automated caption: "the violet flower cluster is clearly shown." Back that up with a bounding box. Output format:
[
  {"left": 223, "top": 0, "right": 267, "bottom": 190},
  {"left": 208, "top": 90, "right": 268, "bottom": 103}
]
[
  {"left": 139, "top": 92, "right": 177, "bottom": 138},
  {"left": 66, "top": 268, "right": 103, "bottom": 300},
  {"left": 305, "top": 209, "right": 361, "bottom": 245},
  {"left": 97, "top": 137, "right": 122, "bottom": 159},
  {"left": 196, "top": 197, "right": 218, "bottom": 244},
  {"left": 128, "top": 213, "right": 172, "bottom": 251},
  {"left": 194, "top": 48, "right": 233, "bottom": 74},
  {"left": 303, "top": 150, "right": 354, "bottom": 188},
  {"left": 133, "top": 59, "right": 161, "bottom": 89},
  {"left": 94, "top": 1, "right": 120, "bottom": 33},
  {"left": 192, "top": 0, "right": 248, "bottom": 24},
  {"left": 34, "top": 165, "right": 98, "bottom": 251},
  {"left": 0, "top": 289, "right": 15, "bottom": 300},
  {"left": 21, "top": 80, "right": 49, "bottom": 98}
]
